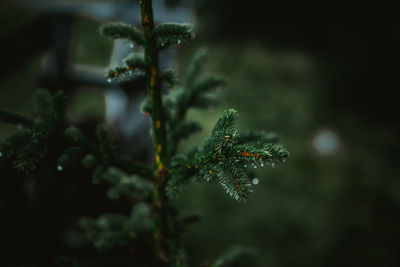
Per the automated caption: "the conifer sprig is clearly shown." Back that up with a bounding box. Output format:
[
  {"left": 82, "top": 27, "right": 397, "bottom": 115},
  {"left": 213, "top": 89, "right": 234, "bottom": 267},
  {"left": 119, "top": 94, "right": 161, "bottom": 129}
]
[
  {"left": 105, "top": 53, "right": 147, "bottom": 81},
  {"left": 59, "top": 125, "right": 153, "bottom": 182},
  {"left": 0, "top": 0, "right": 289, "bottom": 265},
  {"left": 100, "top": 22, "right": 145, "bottom": 45},
  {"left": 162, "top": 49, "right": 225, "bottom": 156},
  {"left": 0, "top": 89, "right": 66, "bottom": 172},
  {"left": 0, "top": 90, "right": 152, "bottom": 179},
  {"left": 101, "top": 167, "right": 153, "bottom": 200},
  {"left": 152, "top": 23, "right": 195, "bottom": 49},
  {"left": 166, "top": 109, "right": 289, "bottom": 201},
  {"left": 160, "top": 68, "right": 178, "bottom": 88},
  {"left": 0, "top": 110, "right": 33, "bottom": 127},
  {"left": 80, "top": 202, "right": 153, "bottom": 250}
]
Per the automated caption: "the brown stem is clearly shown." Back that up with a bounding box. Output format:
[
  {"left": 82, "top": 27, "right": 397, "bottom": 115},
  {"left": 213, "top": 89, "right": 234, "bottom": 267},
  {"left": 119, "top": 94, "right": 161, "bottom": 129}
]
[{"left": 139, "top": 0, "right": 170, "bottom": 265}]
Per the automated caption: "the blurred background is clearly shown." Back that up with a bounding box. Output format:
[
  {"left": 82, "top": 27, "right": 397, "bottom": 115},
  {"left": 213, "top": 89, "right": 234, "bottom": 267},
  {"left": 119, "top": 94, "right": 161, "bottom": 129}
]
[{"left": 1, "top": 0, "right": 400, "bottom": 266}]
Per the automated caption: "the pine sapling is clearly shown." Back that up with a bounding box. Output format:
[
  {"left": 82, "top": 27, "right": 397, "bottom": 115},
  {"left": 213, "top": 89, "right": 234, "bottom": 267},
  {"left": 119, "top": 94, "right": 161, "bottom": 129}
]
[{"left": 0, "top": 0, "right": 289, "bottom": 266}]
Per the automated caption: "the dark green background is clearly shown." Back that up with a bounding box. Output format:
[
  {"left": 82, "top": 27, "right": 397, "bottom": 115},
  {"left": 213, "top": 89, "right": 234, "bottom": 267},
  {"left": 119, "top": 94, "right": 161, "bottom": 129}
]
[{"left": 1, "top": 0, "right": 399, "bottom": 266}]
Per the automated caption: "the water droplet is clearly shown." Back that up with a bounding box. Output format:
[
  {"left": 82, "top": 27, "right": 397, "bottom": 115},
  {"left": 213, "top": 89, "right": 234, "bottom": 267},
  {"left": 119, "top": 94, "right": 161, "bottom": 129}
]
[
  {"left": 271, "top": 163, "right": 275, "bottom": 168},
  {"left": 244, "top": 164, "right": 247, "bottom": 168},
  {"left": 161, "top": 43, "right": 165, "bottom": 47},
  {"left": 107, "top": 78, "right": 112, "bottom": 83},
  {"left": 260, "top": 162, "right": 264, "bottom": 167},
  {"left": 177, "top": 39, "right": 182, "bottom": 45},
  {"left": 312, "top": 129, "right": 340, "bottom": 155},
  {"left": 129, "top": 43, "right": 134, "bottom": 48},
  {"left": 252, "top": 178, "right": 259, "bottom": 185},
  {"left": 253, "top": 164, "right": 257, "bottom": 168},
  {"left": 57, "top": 165, "right": 63, "bottom": 171}
]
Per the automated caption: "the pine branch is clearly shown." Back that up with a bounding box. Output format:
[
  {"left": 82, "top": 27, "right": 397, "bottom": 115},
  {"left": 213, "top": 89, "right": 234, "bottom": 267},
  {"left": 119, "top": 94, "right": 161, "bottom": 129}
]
[
  {"left": 162, "top": 50, "right": 225, "bottom": 157},
  {"left": 166, "top": 155, "right": 198, "bottom": 198},
  {"left": 96, "top": 124, "right": 113, "bottom": 160},
  {"left": 51, "top": 90, "right": 67, "bottom": 124},
  {"left": 171, "top": 120, "right": 202, "bottom": 143},
  {"left": 57, "top": 146, "right": 82, "bottom": 170},
  {"left": 191, "top": 75, "right": 225, "bottom": 96},
  {"left": 124, "top": 53, "right": 147, "bottom": 69},
  {"left": 92, "top": 165, "right": 108, "bottom": 185},
  {"left": 59, "top": 125, "right": 153, "bottom": 182},
  {"left": 100, "top": 167, "right": 153, "bottom": 200},
  {"left": 160, "top": 68, "right": 178, "bottom": 88},
  {"left": 167, "top": 109, "right": 289, "bottom": 201},
  {"left": 33, "top": 89, "right": 53, "bottom": 118},
  {"left": 183, "top": 48, "right": 207, "bottom": 88},
  {"left": 0, "top": 90, "right": 66, "bottom": 172},
  {"left": 236, "top": 130, "right": 279, "bottom": 144},
  {"left": 100, "top": 23, "right": 144, "bottom": 45},
  {"left": 64, "top": 126, "right": 87, "bottom": 147},
  {"left": 80, "top": 205, "right": 154, "bottom": 251},
  {"left": 152, "top": 23, "right": 195, "bottom": 49},
  {"left": 82, "top": 154, "right": 96, "bottom": 169},
  {"left": 105, "top": 53, "right": 147, "bottom": 81},
  {"left": 110, "top": 154, "right": 153, "bottom": 179},
  {"left": 0, "top": 109, "right": 33, "bottom": 127}
]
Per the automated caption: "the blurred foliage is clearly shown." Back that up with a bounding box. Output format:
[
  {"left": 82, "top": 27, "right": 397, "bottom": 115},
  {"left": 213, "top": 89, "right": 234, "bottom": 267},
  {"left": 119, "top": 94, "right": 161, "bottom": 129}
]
[
  {"left": 71, "top": 17, "right": 112, "bottom": 66},
  {"left": 0, "top": 8, "right": 38, "bottom": 36},
  {"left": 172, "top": 1, "right": 400, "bottom": 266},
  {"left": 1, "top": 1, "right": 399, "bottom": 266},
  {"left": 176, "top": 42, "right": 400, "bottom": 267},
  {"left": 0, "top": 9, "right": 111, "bottom": 267},
  {"left": 68, "top": 90, "right": 105, "bottom": 122},
  {"left": 0, "top": 15, "right": 107, "bottom": 141},
  {"left": 0, "top": 59, "right": 39, "bottom": 139}
]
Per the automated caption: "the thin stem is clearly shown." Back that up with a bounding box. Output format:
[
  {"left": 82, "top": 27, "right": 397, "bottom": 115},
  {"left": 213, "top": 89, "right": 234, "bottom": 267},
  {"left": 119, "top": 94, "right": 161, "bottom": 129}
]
[{"left": 139, "top": 0, "right": 170, "bottom": 264}]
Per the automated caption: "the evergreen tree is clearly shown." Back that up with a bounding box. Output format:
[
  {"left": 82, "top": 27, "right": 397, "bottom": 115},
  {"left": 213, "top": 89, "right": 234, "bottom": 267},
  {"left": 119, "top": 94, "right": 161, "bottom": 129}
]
[{"left": 0, "top": 0, "right": 288, "bottom": 266}]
